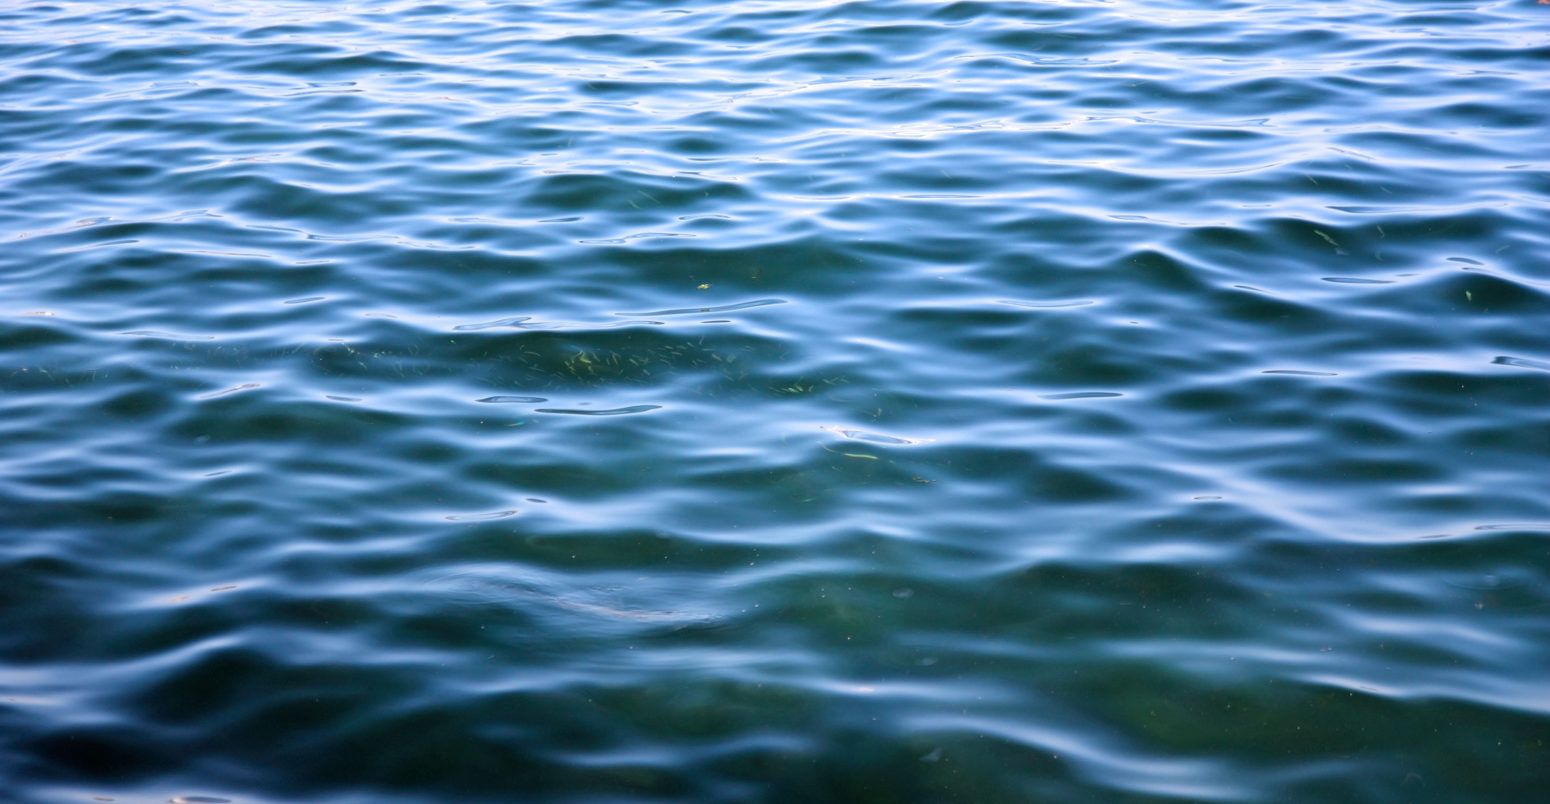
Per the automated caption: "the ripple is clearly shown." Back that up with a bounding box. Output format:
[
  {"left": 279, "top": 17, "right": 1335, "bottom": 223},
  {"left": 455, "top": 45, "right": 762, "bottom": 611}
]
[
  {"left": 534, "top": 404, "right": 662, "bottom": 416},
  {"left": 1473, "top": 522, "right": 1550, "bottom": 533},
  {"left": 1322, "top": 277, "right": 1395, "bottom": 285},
  {"left": 1040, "top": 391, "right": 1123, "bottom": 401},
  {"left": 997, "top": 298, "right": 1097, "bottom": 310},
  {"left": 1493, "top": 355, "right": 1550, "bottom": 373},
  {"left": 823, "top": 427, "right": 924, "bottom": 446},
  {"left": 579, "top": 232, "right": 698, "bottom": 244},
  {"left": 617, "top": 299, "right": 787, "bottom": 317},
  {"left": 443, "top": 509, "right": 519, "bottom": 522},
  {"left": 119, "top": 330, "right": 217, "bottom": 340},
  {"left": 196, "top": 382, "right": 260, "bottom": 399},
  {"left": 3, "top": 1, "right": 1548, "bottom": 802},
  {"left": 476, "top": 395, "right": 549, "bottom": 404}
]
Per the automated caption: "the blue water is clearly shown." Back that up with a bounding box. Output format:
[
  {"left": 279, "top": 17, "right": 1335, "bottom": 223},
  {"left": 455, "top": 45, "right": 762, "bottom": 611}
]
[{"left": 3, "top": 1, "right": 1549, "bottom": 801}]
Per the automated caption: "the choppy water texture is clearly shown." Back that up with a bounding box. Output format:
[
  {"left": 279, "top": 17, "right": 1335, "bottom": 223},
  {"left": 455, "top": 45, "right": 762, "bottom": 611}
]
[{"left": 3, "top": 1, "right": 1549, "bottom": 802}]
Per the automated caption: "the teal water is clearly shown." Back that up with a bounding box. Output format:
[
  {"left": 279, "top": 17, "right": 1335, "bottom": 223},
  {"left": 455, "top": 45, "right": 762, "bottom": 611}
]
[{"left": 3, "top": 1, "right": 1549, "bottom": 802}]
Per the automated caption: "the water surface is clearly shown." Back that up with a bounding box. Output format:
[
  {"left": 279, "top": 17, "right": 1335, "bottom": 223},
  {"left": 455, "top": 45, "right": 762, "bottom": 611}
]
[{"left": 3, "top": 1, "right": 1549, "bottom": 802}]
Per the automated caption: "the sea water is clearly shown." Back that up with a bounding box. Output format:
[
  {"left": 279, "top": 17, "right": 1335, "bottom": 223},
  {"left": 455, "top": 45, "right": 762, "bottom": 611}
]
[{"left": 2, "top": 2, "right": 1548, "bottom": 802}]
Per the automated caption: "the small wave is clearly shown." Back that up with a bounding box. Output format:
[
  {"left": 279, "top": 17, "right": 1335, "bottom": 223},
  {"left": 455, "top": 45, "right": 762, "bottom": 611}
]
[
  {"left": 1492, "top": 356, "right": 1550, "bottom": 373},
  {"left": 197, "top": 383, "right": 260, "bottom": 399},
  {"left": 444, "top": 509, "right": 519, "bottom": 522},
  {"left": 579, "top": 232, "right": 697, "bottom": 244},
  {"left": 453, "top": 316, "right": 532, "bottom": 331},
  {"left": 998, "top": 299, "right": 1096, "bottom": 310},
  {"left": 476, "top": 395, "right": 548, "bottom": 404},
  {"left": 823, "top": 426, "right": 923, "bottom": 446},
  {"left": 534, "top": 404, "right": 661, "bottom": 416},
  {"left": 618, "top": 299, "right": 787, "bottom": 317},
  {"left": 1322, "top": 277, "right": 1394, "bottom": 285},
  {"left": 120, "top": 330, "right": 216, "bottom": 340},
  {"left": 1041, "top": 391, "right": 1123, "bottom": 400},
  {"left": 423, "top": 570, "right": 723, "bottom": 629}
]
